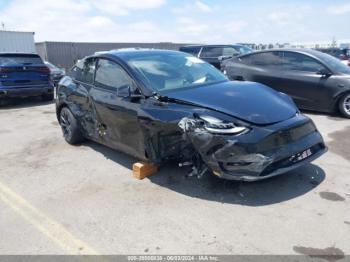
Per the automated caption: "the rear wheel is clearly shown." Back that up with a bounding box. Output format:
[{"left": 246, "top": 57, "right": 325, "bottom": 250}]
[
  {"left": 59, "top": 107, "right": 85, "bottom": 144},
  {"left": 338, "top": 93, "right": 350, "bottom": 118}
]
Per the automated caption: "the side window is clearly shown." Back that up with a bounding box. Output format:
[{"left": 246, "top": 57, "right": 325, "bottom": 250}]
[
  {"left": 71, "top": 58, "right": 95, "bottom": 84},
  {"left": 200, "top": 47, "right": 223, "bottom": 58},
  {"left": 180, "top": 47, "right": 201, "bottom": 56},
  {"left": 250, "top": 52, "right": 282, "bottom": 66},
  {"left": 222, "top": 47, "right": 239, "bottom": 57},
  {"left": 95, "top": 59, "right": 135, "bottom": 91},
  {"left": 283, "top": 52, "right": 325, "bottom": 72},
  {"left": 70, "top": 59, "right": 84, "bottom": 80},
  {"left": 81, "top": 58, "right": 96, "bottom": 84}
]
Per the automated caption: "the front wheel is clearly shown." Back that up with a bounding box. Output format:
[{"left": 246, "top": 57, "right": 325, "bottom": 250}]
[
  {"left": 338, "top": 93, "right": 350, "bottom": 118},
  {"left": 59, "top": 107, "right": 85, "bottom": 144}
]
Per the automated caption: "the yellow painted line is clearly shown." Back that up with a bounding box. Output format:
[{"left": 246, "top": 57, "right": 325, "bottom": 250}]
[{"left": 0, "top": 180, "right": 98, "bottom": 255}]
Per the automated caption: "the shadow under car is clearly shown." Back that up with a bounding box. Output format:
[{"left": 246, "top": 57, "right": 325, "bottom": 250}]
[{"left": 86, "top": 140, "right": 325, "bottom": 207}]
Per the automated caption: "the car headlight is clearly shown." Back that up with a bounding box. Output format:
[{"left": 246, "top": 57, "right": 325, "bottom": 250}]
[{"left": 198, "top": 115, "right": 249, "bottom": 135}]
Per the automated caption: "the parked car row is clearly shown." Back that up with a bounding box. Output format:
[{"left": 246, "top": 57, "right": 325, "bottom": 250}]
[
  {"left": 316, "top": 47, "right": 350, "bottom": 61},
  {"left": 55, "top": 49, "right": 326, "bottom": 181},
  {"left": 0, "top": 52, "right": 66, "bottom": 104},
  {"left": 220, "top": 49, "right": 350, "bottom": 118},
  {"left": 317, "top": 47, "right": 350, "bottom": 67},
  {"left": 0, "top": 53, "right": 54, "bottom": 103},
  {"left": 179, "top": 45, "right": 350, "bottom": 118}
]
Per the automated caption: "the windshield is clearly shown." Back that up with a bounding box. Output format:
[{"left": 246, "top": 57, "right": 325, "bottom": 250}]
[
  {"left": 0, "top": 54, "right": 43, "bottom": 65},
  {"left": 316, "top": 52, "right": 350, "bottom": 74},
  {"left": 126, "top": 53, "right": 228, "bottom": 92}
]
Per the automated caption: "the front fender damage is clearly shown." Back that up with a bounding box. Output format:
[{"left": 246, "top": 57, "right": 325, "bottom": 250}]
[{"left": 177, "top": 117, "right": 274, "bottom": 180}]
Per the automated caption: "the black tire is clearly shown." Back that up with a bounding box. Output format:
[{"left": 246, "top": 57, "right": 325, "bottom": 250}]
[
  {"left": 42, "top": 93, "right": 54, "bottom": 101},
  {"left": 59, "top": 107, "right": 85, "bottom": 144},
  {"left": 338, "top": 93, "right": 350, "bottom": 118}
]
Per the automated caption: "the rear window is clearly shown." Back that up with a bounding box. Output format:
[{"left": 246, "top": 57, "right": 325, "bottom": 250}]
[
  {"left": 0, "top": 54, "right": 43, "bottom": 65},
  {"left": 200, "top": 46, "right": 239, "bottom": 58},
  {"left": 179, "top": 46, "right": 201, "bottom": 56}
]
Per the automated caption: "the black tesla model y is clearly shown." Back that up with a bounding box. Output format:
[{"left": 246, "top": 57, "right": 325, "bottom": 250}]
[
  {"left": 56, "top": 49, "right": 326, "bottom": 181},
  {"left": 221, "top": 49, "right": 350, "bottom": 118}
]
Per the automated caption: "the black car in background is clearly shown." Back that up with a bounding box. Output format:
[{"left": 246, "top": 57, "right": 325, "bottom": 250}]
[
  {"left": 45, "top": 61, "right": 65, "bottom": 86},
  {"left": 56, "top": 49, "right": 326, "bottom": 181},
  {"left": 179, "top": 44, "right": 253, "bottom": 69},
  {"left": 221, "top": 49, "right": 350, "bottom": 118},
  {"left": 0, "top": 53, "right": 53, "bottom": 103},
  {"left": 316, "top": 47, "right": 350, "bottom": 61}
]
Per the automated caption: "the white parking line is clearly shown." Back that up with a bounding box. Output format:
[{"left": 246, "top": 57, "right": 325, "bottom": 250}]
[{"left": 0, "top": 180, "right": 98, "bottom": 255}]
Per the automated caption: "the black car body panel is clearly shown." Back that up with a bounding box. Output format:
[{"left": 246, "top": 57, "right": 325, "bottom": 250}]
[
  {"left": 56, "top": 49, "right": 326, "bottom": 181},
  {"left": 221, "top": 49, "right": 350, "bottom": 113},
  {"left": 161, "top": 81, "right": 297, "bottom": 125}
]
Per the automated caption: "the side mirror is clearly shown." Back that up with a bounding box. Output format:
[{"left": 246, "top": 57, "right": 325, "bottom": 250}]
[
  {"left": 117, "top": 85, "right": 131, "bottom": 97},
  {"left": 117, "top": 85, "right": 143, "bottom": 99},
  {"left": 316, "top": 68, "right": 332, "bottom": 77}
]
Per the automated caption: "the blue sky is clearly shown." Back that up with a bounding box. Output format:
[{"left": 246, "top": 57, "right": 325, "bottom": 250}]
[{"left": 0, "top": 0, "right": 349, "bottom": 44}]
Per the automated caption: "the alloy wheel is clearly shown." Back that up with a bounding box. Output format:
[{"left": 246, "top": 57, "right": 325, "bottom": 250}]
[
  {"left": 343, "top": 94, "right": 350, "bottom": 116},
  {"left": 60, "top": 110, "right": 71, "bottom": 138}
]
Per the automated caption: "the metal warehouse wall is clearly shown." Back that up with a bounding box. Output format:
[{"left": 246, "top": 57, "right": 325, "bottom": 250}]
[
  {"left": 36, "top": 42, "right": 189, "bottom": 69},
  {"left": 0, "top": 30, "right": 36, "bottom": 53}
]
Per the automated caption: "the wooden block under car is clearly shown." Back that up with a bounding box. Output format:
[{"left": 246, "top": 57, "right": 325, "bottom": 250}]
[{"left": 132, "top": 162, "right": 159, "bottom": 180}]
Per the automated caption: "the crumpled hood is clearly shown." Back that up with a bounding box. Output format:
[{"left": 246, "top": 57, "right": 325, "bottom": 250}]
[{"left": 163, "top": 81, "right": 297, "bottom": 125}]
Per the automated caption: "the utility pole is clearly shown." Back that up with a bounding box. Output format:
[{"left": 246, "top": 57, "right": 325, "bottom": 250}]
[{"left": 331, "top": 36, "right": 337, "bottom": 48}]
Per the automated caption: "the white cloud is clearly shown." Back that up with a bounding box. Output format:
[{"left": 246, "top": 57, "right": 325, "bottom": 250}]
[
  {"left": 172, "top": 1, "right": 214, "bottom": 14},
  {"left": 268, "top": 12, "right": 290, "bottom": 21},
  {"left": 0, "top": 0, "right": 347, "bottom": 44},
  {"left": 176, "top": 17, "right": 209, "bottom": 35},
  {"left": 0, "top": 0, "right": 167, "bottom": 42},
  {"left": 222, "top": 20, "right": 248, "bottom": 33},
  {"left": 89, "top": 0, "right": 165, "bottom": 15},
  {"left": 327, "top": 3, "right": 350, "bottom": 15},
  {"left": 194, "top": 1, "right": 212, "bottom": 13},
  {"left": 88, "top": 16, "right": 116, "bottom": 28},
  {"left": 129, "top": 21, "right": 159, "bottom": 32}
]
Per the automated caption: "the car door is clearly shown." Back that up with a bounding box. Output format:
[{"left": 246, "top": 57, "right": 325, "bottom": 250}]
[
  {"left": 88, "top": 58, "right": 146, "bottom": 160},
  {"left": 68, "top": 57, "right": 96, "bottom": 137},
  {"left": 239, "top": 51, "right": 284, "bottom": 88},
  {"left": 279, "top": 51, "right": 331, "bottom": 109}
]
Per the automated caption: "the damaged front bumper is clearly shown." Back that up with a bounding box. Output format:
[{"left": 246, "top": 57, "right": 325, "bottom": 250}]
[{"left": 179, "top": 114, "right": 327, "bottom": 181}]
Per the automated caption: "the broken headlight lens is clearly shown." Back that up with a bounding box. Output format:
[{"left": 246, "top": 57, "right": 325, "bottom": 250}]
[{"left": 198, "top": 115, "right": 249, "bottom": 135}]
